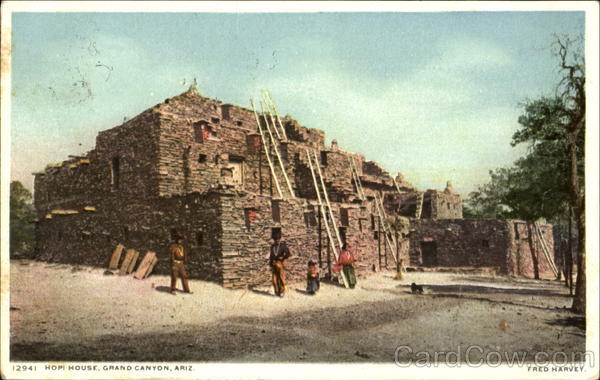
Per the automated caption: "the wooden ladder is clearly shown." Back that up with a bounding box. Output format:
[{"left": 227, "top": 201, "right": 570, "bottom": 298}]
[
  {"left": 306, "top": 148, "right": 349, "bottom": 288},
  {"left": 259, "top": 100, "right": 295, "bottom": 198},
  {"left": 348, "top": 156, "right": 366, "bottom": 200},
  {"left": 263, "top": 90, "right": 288, "bottom": 140},
  {"left": 415, "top": 192, "right": 424, "bottom": 219},
  {"left": 251, "top": 99, "right": 283, "bottom": 199},
  {"left": 374, "top": 192, "right": 398, "bottom": 265},
  {"left": 533, "top": 222, "right": 559, "bottom": 277}
]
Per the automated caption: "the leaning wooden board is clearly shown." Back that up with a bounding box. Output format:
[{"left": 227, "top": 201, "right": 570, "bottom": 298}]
[
  {"left": 108, "top": 244, "right": 125, "bottom": 270},
  {"left": 126, "top": 250, "right": 140, "bottom": 274},
  {"left": 143, "top": 256, "right": 158, "bottom": 279},
  {"left": 133, "top": 251, "right": 156, "bottom": 280},
  {"left": 119, "top": 249, "right": 137, "bottom": 275}
]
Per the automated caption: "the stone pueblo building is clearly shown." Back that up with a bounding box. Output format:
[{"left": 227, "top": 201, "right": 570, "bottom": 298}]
[{"left": 32, "top": 87, "right": 558, "bottom": 288}]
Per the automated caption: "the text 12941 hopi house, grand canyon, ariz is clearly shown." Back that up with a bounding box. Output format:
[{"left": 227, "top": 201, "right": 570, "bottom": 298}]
[{"left": 32, "top": 86, "right": 558, "bottom": 287}]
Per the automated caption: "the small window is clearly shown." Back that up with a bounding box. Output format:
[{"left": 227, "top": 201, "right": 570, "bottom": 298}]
[
  {"left": 247, "top": 134, "right": 261, "bottom": 153},
  {"left": 193, "top": 121, "right": 206, "bottom": 143},
  {"left": 338, "top": 227, "right": 347, "bottom": 245},
  {"left": 271, "top": 200, "right": 281, "bottom": 222},
  {"left": 340, "top": 208, "right": 349, "bottom": 227},
  {"left": 482, "top": 239, "right": 489, "bottom": 248},
  {"left": 211, "top": 117, "right": 220, "bottom": 124},
  {"left": 196, "top": 231, "right": 204, "bottom": 246},
  {"left": 320, "top": 151, "right": 328, "bottom": 166},
  {"left": 447, "top": 203, "right": 451, "bottom": 210},
  {"left": 221, "top": 105, "right": 231, "bottom": 121},
  {"left": 198, "top": 154, "right": 207, "bottom": 163},
  {"left": 111, "top": 157, "right": 120, "bottom": 190},
  {"left": 304, "top": 211, "right": 317, "bottom": 228},
  {"left": 244, "top": 208, "right": 257, "bottom": 229},
  {"left": 371, "top": 214, "right": 376, "bottom": 230},
  {"left": 373, "top": 231, "right": 379, "bottom": 240},
  {"left": 235, "top": 121, "right": 243, "bottom": 126}
]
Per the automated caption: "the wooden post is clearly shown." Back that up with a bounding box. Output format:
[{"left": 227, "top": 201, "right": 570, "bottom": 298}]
[
  {"left": 318, "top": 208, "right": 322, "bottom": 267},
  {"left": 527, "top": 222, "right": 540, "bottom": 279}
]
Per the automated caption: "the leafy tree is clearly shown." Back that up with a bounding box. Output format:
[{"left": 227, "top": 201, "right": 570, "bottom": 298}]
[
  {"left": 465, "top": 35, "right": 585, "bottom": 313},
  {"left": 10, "top": 181, "right": 36, "bottom": 257}
]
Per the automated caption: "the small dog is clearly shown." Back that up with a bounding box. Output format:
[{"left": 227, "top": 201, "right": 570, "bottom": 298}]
[{"left": 410, "top": 282, "right": 424, "bottom": 294}]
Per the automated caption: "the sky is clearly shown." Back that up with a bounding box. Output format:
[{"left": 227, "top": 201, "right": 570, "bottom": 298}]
[{"left": 9, "top": 10, "right": 585, "bottom": 196}]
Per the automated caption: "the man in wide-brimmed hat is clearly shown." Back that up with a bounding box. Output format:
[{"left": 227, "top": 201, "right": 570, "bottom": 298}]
[
  {"left": 169, "top": 232, "right": 192, "bottom": 295},
  {"left": 269, "top": 230, "right": 291, "bottom": 297}
]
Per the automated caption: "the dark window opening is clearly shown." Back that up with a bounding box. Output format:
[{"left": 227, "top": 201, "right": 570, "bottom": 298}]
[
  {"left": 447, "top": 203, "right": 451, "bottom": 210},
  {"left": 338, "top": 227, "right": 347, "bottom": 245},
  {"left": 198, "top": 154, "right": 207, "bottom": 163},
  {"left": 482, "top": 239, "right": 489, "bottom": 248},
  {"left": 420, "top": 241, "right": 438, "bottom": 267},
  {"left": 244, "top": 208, "right": 257, "bottom": 229},
  {"left": 193, "top": 121, "right": 206, "bottom": 143},
  {"left": 229, "top": 154, "right": 245, "bottom": 163},
  {"left": 271, "top": 200, "right": 281, "bottom": 222},
  {"left": 320, "top": 151, "right": 328, "bottom": 166},
  {"left": 235, "top": 121, "right": 243, "bottom": 126},
  {"left": 373, "top": 231, "right": 379, "bottom": 240},
  {"left": 247, "top": 134, "right": 261, "bottom": 153},
  {"left": 221, "top": 105, "right": 231, "bottom": 121},
  {"left": 371, "top": 214, "right": 376, "bottom": 230},
  {"left": 211, "top": 117, "right": 220, "bottom": 124},
  {"left": 196, "top": 231, "right": 204, "bottom": 246},
  {"left": 111, "top": 157, "right": 120, "bottom": 190},
  {"left": 340, "top": 208, "right": 350, "bottom": 227},
  {"left": 304, "top": 212, "right": 317, "bottom": 228}
]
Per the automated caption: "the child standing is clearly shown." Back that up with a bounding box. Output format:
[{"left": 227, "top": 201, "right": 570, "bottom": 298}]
[{"left": 306, "top": 260, "right": 320, "bottom": 295}]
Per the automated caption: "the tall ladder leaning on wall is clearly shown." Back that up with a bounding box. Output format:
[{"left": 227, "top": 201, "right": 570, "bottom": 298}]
[
  {"left": 306, "top": 148, "right": 350, "bottom": 288},
  {"left": 250, "top": 99, "right": 283, "bottom": 199},
  {"left": 533, "top": 222, "right": 559, "bottom": 277},
  {"left": 414, "top": 191, "right": 424, "bottom": 219},
  {"left": 260, "top": 91, "right": 295, "bottom": 198},
  {"left": 348, "top": 157, "right": 398, "bottom": 265}
]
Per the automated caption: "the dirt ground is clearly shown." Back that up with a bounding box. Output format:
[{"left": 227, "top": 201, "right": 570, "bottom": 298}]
[{"left": 9, "top": 259, "right": 585, "bottom": 363}]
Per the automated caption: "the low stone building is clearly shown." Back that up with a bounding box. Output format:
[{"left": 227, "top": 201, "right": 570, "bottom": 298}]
[
  {"left": 409, "top": 219, "right": 557, "bottom": 279},
  {"left": 32, "top": 87, "right": 555, "bottom": 287}
]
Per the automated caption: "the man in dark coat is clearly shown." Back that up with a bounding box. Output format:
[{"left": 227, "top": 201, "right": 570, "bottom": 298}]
[{"left": 269, "top": 231, "right": 291, "bottom": 297}]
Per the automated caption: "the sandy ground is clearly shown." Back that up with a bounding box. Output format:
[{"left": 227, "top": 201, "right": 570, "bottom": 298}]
[{"left": 9, "top": 260, "right": 585, "bottom": 363}]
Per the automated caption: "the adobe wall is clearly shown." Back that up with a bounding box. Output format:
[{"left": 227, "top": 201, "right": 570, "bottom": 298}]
[
  {"left": 35, "top": 191, "right": 224, "bottom": 282},
  {"left": 410, "top": 219, "right": 556, "bottom": 278},
  {"left": 33, "top": 109, "right": 162, "bottom": 216},
  {"left": 216, "top": 190, "right": 402, "bottom": 288},
  {"left": 409, "top": 219, "right": 511, "bottom": 271},
  {"left": 505, "top": 220, "right": 556, "bottom": 279}
]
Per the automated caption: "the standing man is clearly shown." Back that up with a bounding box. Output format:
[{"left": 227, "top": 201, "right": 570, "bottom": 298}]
[
  {"left": 269, "top": 231, "right": 291, "bottom": 297},
  {"left": 170, "top": 232, "right": 192, "bottom": 295}
]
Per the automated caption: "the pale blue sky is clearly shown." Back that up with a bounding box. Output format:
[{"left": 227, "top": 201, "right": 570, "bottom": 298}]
[{"left": 10, "top": 11, "right": 584, "bottom": 195}]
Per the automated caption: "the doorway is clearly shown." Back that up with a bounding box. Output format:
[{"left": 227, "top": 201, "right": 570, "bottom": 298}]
[{"left": 420, "top": 241, "right": 438, "bottom": 267}]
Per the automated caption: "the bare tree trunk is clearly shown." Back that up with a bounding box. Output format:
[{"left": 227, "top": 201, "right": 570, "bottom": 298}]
[
  {"left": 568, "top": 132, "right": 585, "bottom": 313},
  {"left": 572, "top": 202, "right": 585, "bottom": 313}
]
